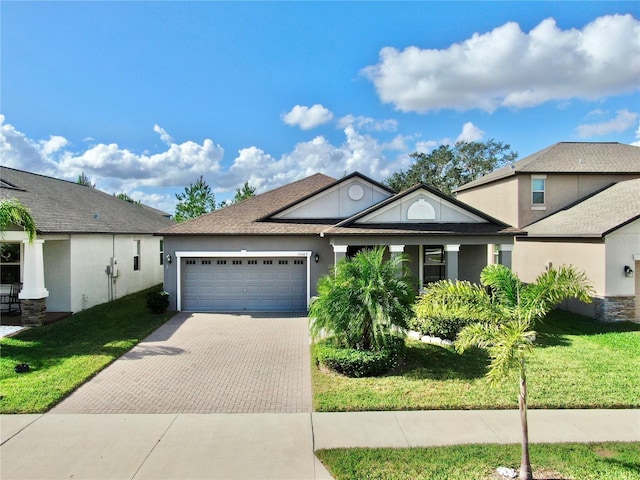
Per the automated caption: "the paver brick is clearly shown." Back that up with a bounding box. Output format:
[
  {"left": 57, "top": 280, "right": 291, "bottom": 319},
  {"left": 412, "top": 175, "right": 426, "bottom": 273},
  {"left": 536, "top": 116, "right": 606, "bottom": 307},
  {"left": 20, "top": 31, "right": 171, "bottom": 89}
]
[{"left": 51, "top": 312, "right": 313, "bottom": 414}]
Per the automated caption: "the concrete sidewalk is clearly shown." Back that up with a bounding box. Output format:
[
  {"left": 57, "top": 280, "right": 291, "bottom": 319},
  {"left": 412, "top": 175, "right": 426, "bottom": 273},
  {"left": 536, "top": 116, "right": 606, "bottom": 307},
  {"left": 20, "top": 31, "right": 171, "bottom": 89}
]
[{"left": 2, "top": 410, "right": 639, "bottom": 480}]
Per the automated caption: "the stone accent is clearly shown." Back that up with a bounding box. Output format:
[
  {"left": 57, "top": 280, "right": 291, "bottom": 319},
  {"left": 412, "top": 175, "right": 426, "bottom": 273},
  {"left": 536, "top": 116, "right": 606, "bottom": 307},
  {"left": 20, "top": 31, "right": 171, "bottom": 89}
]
[
  {"left": 593, "top": 296, "right": 636, "bottom": 322},
  {"left": 21, "top": 298, "right": 47, "bottom": 326}
]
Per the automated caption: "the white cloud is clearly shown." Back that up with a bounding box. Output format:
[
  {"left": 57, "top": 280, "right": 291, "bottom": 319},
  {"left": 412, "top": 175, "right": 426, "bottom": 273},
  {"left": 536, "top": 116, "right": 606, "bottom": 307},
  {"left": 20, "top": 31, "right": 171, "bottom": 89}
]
[
  {"left": 363, "top": 14, "right": 640, "bottom": 113},
  {"left": 456, "top": 122, "right": 485, "bottom": 142},
  {"left": 282, "top": 104, "right": 334, "bottom": 130},
  {"left": 153, "top": 124, "right": 174, "bottom": 146},
  {"left": 575, "top": 109, "right": 638, "bottom": 137},
  {"left": 631, "top": 124, "right": 640, "bottom": 147},
  {"left": 337, "top": 115, "right": 398, "bottom": 132}
]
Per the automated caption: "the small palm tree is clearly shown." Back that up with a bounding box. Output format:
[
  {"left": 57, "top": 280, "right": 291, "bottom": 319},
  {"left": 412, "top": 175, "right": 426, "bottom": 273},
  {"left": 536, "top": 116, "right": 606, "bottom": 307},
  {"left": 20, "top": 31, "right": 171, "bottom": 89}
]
[
  {"left": 309, "top": 246, "right": 416, "bottom": 351},
  {"left": 421, "top": 264, "right": 593, "bottom": 480},
  {"left": 0, "top": 198, "right": 37, "bottom": 243}
]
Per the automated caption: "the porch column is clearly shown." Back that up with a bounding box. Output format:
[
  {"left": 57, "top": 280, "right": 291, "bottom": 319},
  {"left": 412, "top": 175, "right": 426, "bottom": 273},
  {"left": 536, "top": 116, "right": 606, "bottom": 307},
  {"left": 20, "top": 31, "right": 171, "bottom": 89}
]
[
  {"left": 497, "top": 244, "right": 513, "bottom": 269},
  {"left": 19, "top": 239, "right": 49, "bottom": 326},
  {"left": 445, "top": 244, "right": 460, "bottom": 281},
  {"left": 333, "top": 245, "right": 347, "bottom": 265},
  {"left": 389, "top": 245, "right": 405, "bottom": 259}
]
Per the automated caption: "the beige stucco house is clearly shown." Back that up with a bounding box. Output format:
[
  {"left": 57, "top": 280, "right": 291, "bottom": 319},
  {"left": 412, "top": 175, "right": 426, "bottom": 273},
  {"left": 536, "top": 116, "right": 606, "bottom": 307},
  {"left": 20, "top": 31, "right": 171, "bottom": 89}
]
[
  {"left": 1, "top": 166, "right": 174, "bottom": 324},
  {"left": 159, "top": 172, "right": 521, "bottom": 313},
  {"left": 455, "top": 142, "right": 640, "bottom": 322}
]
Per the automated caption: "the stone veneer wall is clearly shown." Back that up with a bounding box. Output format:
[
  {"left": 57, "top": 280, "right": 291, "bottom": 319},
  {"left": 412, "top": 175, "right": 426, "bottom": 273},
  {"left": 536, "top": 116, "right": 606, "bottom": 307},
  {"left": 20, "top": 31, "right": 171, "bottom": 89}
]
[
  {"left": 21, "top": 298, "right": 47, "bottom": 326},
  {"left": 593, "top": 296, "right": 636, "bottom": 322}
]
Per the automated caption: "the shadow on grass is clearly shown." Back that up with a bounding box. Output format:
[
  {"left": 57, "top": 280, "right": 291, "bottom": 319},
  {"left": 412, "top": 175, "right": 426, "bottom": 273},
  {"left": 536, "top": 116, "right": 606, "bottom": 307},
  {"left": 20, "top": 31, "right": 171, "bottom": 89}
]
[
  {"left": 538, "top": 309, "right": 640, "bottom": 336},
  {"left": 393, "top": 342, "right": 489, "bottom": 381}
]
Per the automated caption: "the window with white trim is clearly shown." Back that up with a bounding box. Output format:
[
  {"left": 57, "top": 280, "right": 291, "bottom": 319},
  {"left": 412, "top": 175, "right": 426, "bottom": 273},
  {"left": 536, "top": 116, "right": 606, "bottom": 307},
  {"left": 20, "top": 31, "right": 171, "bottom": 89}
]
[
  {"left": 0, "top": 243, "right": 21, "bottom": 284},
  {"left": 531, "top": 176, "right": 546, "bottom": 206},
  {"left": 133, "top": 240, "right": 141, "bottom": 271}
]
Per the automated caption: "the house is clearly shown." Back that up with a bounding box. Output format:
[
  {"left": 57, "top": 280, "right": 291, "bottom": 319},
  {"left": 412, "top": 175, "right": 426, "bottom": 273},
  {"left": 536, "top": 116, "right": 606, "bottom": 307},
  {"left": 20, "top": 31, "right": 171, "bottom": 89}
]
[
  {"left": 455, "top": 142, "right": 640, "bottom": 322},
  {"left": 159, "top": 172, "right": 521, "bottom": 313},
  {"left": 0, "top": 166, "right": 175, "bottom": 324}
]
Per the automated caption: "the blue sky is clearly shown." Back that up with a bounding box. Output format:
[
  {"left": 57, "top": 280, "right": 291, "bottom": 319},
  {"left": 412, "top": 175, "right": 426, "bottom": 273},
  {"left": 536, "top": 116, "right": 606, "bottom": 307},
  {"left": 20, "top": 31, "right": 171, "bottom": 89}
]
[{"left": 2, "top": 1, "right": 639, "bottom": 213}]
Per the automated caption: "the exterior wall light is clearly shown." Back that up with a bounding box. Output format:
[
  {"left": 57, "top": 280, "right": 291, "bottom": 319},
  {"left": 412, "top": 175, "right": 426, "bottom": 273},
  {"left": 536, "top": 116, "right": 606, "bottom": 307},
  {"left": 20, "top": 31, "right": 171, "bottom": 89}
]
[
  {"left": 314, "top": 254, "right": 320, "bottom": 263},
  {"left": 166, "top": 254, "right": 172, "bottom": 264},
  {"left": 624, "top": 265, "right": 633, "bottom": 278}
]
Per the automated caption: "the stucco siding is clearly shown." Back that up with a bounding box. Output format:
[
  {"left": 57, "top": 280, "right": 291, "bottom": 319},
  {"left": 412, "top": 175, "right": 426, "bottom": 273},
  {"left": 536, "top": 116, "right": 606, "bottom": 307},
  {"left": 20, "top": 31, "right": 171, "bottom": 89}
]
[
  {"left": 456, "top": 177, "right": 518, "bottom": 226},
  {"left": 67, "top": 234, "right": 164, "bottom": 312},
  {"left": 605, "top": 220, "right": 640, "bottom": 297},
  {"left": 458, "top": 245, "right": 486, "bottom": 283},
  {"left": 513, "top": 239, "right": 606, "bottom": 294},
  {"left": 43, "top": 239, "right": 71, "bottom": 312}
]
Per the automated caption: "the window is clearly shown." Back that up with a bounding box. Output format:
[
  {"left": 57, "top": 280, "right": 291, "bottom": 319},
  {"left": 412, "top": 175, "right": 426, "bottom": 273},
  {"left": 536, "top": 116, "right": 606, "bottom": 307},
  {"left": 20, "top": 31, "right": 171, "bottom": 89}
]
[
  {"left": 159, "top": 240, "right": 164, "bottom": 265},
  {"left": 0, "top": 243, "right": 21, "bottom": 284},
  {"left": 217, "top": 260, "right": 227, "bottom": 265},
  {"left": 133, "top": 240, "right": 140, "bottom": 271},
  {"left": 531, "top": 176, "right": 546, "bottom": 205},
  {"left": 247, "top": 260, "right": 258, "bottom": 265},
  {"left": 202, "top": 260, "right": 211, "bottom": 265},
  {"left": 423, "top": 245, "right": 445, "bottom": 285},
  {"left": 278, "top": 260, "right": 288, "bottom": 265}
]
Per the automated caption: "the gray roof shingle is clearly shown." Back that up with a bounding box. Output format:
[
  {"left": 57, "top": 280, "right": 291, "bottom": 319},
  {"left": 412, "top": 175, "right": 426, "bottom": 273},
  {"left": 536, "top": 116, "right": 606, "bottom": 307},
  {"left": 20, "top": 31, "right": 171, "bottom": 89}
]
[
  {"left": 159, "top": 173, "right": 337, "bottom": 236},
  {"left": 1, "top": 166, "right": 174, "bottom": 234},
  {"left": 524, "top": 178, "right": 640, "bottom": 237},
  {"left": 455, "top": 142, "right": 640, "bottom": 192}
]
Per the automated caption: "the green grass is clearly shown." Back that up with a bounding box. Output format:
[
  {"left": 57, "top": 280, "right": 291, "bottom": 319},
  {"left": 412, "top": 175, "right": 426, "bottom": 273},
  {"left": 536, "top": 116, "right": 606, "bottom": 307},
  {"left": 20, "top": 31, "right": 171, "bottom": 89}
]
[
  {"left": 312, "top": 310, "right": 640, "bottom": 411},
  {"left": 316, "top": 442, "right": 640, "bottom": 480},
  {"left": 0, "top": 286, "right": 173, "bottom": 413}
]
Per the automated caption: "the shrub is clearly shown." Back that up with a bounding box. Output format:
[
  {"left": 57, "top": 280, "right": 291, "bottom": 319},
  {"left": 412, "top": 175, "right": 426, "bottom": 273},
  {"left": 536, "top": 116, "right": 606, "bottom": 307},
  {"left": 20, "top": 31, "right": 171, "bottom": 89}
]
[
  {"left": 314, "top": 336, "right": 405, "bottom": 378},
  {"left": 408, "top": 315, "right": 476, "bottom": 341},
  {"left": 146, "top": 290, "right": 169, "bottom": 313}
]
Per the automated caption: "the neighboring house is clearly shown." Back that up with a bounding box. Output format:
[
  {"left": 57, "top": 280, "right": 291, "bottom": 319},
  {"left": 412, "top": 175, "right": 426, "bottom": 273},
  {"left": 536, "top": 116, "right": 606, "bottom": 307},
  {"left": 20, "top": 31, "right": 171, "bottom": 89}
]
[
  {"left": 0, "top": 166, "right": 174, "bottom": 324},
  {"left": 159, "top": 172, "right": 521, "bottom": 313},
  {"left": 455, "top": 142, "right": 640, "bottom": 322}
]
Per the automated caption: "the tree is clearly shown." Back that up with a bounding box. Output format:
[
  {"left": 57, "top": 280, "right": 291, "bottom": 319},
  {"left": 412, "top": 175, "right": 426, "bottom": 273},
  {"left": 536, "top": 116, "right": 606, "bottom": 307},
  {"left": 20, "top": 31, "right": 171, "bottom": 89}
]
[
  {"left": 218, "top": 181, "right": 257, "bottom": 208},
  {"left": 386, "top": 140, "right": 518, "bottom": 195},
  {"left": 77, "top": 172, "right": 95, "bottom": 187},
  {"left": 309, "top": 246, "right": 416, "bottom": 351},
  {"left": 173, "top": 176, "right": 217, "bottom": 222},
  {"left": 0, "top": 198, "right": 37, "bottom": 243},
  {"left": 232, "top": 181, "right": 256, "bottom": 203},
  {"left": 418, "top": 264, "right": 593, "bottom": 480},
  {"left": 115, "top": 192, "right": 141, "bottom": 206}
]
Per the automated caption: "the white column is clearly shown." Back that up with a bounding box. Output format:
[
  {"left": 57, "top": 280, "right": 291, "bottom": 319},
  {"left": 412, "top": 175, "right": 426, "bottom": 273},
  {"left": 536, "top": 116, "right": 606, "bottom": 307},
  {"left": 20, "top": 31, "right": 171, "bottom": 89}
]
[
  {"left": 498, "top": 244, "right": 514, "bottom": 269},
  {"left": 445, "top": 244, "right": 460, "bottom": 281},
  {"left": 19, "top": 239, "right": 49, "bottom": 299},
  {"left": 333, "top": 245, "right": 348, "bottom": 264}
]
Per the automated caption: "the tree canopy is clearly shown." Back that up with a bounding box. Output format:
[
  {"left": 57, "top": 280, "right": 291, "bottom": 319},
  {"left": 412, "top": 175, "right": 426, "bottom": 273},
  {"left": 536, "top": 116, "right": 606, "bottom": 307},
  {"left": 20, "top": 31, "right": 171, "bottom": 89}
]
[
  {"left": 232, "top": 181, "right": 256, "bottom": 203},
  {"left": 386, "top": 140, "right": 518, "bottom": 195},
  {"left": 174, "top": 176, "right": 217, "bottom": 222},
  {"left": 115, "top": 192, "right": 141, "bottom": 206}
]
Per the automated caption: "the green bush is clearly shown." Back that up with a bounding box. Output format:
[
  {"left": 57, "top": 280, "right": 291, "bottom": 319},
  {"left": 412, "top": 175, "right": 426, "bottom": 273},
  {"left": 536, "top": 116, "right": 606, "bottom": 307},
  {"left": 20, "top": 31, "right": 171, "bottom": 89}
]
[
  {"left": 146, "top": 290, "right": 169, "bottom": 313},
  {"left": 314, "top": 337, "right": 405, "bottom": 377},
  {"left": 408, "top": 315, "right": 475, "bottom": 341}
]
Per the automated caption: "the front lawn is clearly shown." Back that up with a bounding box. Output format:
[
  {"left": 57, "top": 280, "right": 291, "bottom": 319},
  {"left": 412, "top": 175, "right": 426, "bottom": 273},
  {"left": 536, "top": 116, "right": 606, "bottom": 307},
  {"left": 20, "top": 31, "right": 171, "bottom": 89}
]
[
  {"left": 316, "top": 442, "right": 640, "bottom": 480},
  {"left": 312, "top": 310, "right": 640, "bottom": 411},
  {"left": 0, "top": 286, "right": 173, "bottom": 413}
]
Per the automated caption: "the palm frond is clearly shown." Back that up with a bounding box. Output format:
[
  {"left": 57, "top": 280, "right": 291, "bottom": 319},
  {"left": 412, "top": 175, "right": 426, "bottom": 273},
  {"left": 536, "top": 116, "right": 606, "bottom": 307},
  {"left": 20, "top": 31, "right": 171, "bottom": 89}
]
[
  {"left": 0, "top": 198, "right": 37, "bottom": 243},
  {"left": 480, "top": 264, "right": 522, "bottom": 308}
]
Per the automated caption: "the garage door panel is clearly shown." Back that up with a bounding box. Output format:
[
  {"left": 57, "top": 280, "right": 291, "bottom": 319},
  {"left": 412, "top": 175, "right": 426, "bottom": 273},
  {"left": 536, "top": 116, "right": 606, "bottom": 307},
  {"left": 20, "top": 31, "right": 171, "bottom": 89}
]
[{"left": 182, "top": 256, "right": 307, "bottom": 312}]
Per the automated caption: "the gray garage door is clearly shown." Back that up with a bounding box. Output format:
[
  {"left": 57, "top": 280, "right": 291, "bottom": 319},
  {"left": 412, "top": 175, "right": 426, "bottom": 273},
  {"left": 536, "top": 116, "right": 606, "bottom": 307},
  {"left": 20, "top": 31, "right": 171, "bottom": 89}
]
[{"left": 182, "top": 257, "right": 307, "bottom": 312}]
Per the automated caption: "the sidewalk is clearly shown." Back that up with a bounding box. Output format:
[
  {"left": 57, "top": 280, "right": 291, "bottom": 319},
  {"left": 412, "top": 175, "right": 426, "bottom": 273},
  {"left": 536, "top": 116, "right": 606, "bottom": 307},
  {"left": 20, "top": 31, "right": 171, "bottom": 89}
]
[{"left": 2, "top": 409, "right": 638, "bottom": 480}]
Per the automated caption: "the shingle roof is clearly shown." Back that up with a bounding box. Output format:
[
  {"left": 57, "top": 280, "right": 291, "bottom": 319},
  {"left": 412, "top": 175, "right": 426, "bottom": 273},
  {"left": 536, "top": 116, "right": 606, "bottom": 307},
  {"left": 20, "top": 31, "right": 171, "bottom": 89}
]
[
  {"left": 524, "top": 178, "right": 640, "bottom": 237},
  {"left": 160, "top": 173, "right": 521, "bottom": 238},
  {"left": 159, "top": 173, "right": 337, "bottom": 235},
  {"left": 0, "top": 166, "right": 174, "bottom": 234},
  {"left": 455, "top": 142, "right": 640, "bottom": 192}
]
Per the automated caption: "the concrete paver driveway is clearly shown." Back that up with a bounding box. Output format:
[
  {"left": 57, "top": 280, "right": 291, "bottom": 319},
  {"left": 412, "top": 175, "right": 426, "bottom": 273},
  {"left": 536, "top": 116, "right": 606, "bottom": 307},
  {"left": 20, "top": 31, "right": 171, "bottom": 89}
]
[{"left": 51, "top": 312, "right": 312, "bottom": 414}]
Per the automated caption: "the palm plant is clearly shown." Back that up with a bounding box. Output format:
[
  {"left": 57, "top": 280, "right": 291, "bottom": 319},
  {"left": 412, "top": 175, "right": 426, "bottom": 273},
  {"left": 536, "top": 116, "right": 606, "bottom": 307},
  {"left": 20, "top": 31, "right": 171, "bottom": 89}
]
[
  {"left": 420, "top": 264, "right": 593, "bottom": 480},
  {"left": 309, "top": 246, "right": 416, "bottom": 351},
  {"left": 0, "top": 198, "right": 37, "bottom": 243}
]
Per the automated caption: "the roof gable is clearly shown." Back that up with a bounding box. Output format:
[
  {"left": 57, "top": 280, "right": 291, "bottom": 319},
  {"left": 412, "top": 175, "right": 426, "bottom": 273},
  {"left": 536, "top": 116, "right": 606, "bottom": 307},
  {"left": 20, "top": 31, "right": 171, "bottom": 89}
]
[
  {"left": 456, "top": 142, "right": 640, "bottom": 192},
  {"left": 268, "top": 172, "right": 394, "bottom": 220}
]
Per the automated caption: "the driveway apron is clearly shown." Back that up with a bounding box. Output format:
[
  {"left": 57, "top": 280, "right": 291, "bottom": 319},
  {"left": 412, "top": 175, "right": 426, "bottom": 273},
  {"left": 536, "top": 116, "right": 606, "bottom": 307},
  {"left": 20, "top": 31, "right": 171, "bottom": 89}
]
[{"left": 51, "top": 312, "right": 313, "bottom": 414}]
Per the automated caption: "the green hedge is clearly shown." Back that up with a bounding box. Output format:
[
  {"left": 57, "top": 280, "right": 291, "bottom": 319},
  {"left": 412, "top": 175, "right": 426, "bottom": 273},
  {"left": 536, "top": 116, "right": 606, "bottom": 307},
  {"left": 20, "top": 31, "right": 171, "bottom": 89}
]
[
  {"left": 313, "top": 337, "right": 405, "bottom": 377},
  {"left": 408, "top": 315, "right": 476, "bottom": 341}
]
